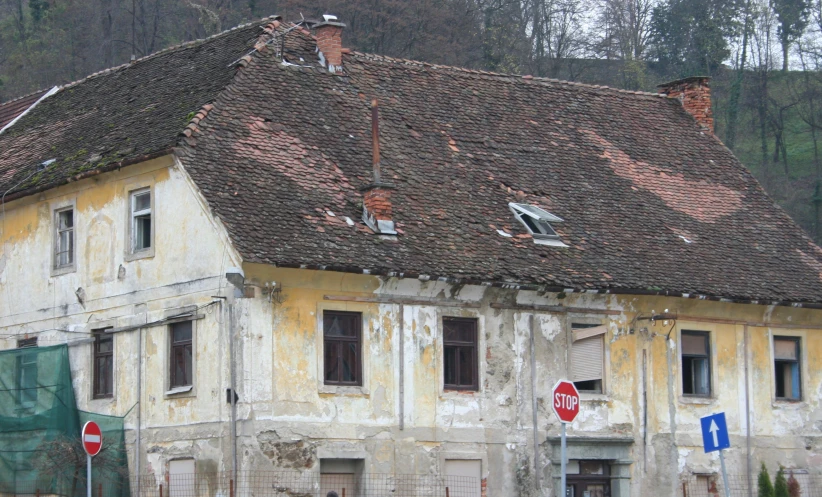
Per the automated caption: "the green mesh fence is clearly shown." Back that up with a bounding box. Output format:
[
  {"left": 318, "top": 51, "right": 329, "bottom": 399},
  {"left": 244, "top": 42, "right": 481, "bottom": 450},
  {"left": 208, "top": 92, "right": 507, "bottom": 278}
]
[{"left": 0, "top": 344, "right": 130, "bottom": 496}]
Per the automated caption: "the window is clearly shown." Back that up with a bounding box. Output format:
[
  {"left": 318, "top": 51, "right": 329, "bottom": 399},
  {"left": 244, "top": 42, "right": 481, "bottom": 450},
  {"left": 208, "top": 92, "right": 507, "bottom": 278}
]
[
  {"left": 681, "top": 331, "right": 711, "bottom": 396},
  {"left": 93, "top": 329, "right": 113, "bottom": 399},
  {"left": 571, "top": 324, "right": 606, "bottom": 393},
  {"left": 170, "top": 321, "right": 193, "bottom": 388},
  {"left": 54, "top": 207, "right": 74, "bottom": 269},
  {"left": 16, "top": 338, "right": 37, "bottom": 406},
  {"left": 443, "top": 317, "right": 478, "bottom": 391},
  {"left": 774, "top": 337, "right": 801, "bottom": 400},
  {"left": 323, "top": 311, "right": 362, "bottom": 386},
  {"left": 508, "top": 202, "right": 567, "bottom": 246},
  {"left": 130, "top": 188, "right": 152, "bottom": 253}
]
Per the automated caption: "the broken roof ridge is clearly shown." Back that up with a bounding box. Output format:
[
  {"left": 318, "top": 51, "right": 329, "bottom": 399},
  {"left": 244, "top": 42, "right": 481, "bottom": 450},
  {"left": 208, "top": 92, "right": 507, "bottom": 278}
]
[
  {"left": 56, "top": 16, "right": 281, "bottom": 93},
  {"left": 348, "top": 51, "right": 665, "bottom": 99}
]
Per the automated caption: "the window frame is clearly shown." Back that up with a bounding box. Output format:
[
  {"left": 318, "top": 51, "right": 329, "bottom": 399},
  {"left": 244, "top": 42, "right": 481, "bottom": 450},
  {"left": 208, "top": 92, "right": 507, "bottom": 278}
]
[
  {"left": 322, "top": 310, "right": 363, "bottom": 387},
  {"left": 442, "top": 317, "right": 479, "bottom": 391},
  {"left": 169, "top": 320, "right": 194, "bottom": 391},
  {"left": 16, "top": 338, "right": 38, "bottom": 407},
  {"left": 92, "top": 328, "right": 114, "bottom": 399},
  {"left": 773, "top": 336, "right": 802, "bottom": 401},
  {"left": 50, "top": 199, "right": 77, "bottom": 276},
  {"left": 570, "top": 323, "right": 606, "bottom": 394},
  {"left": 125, "top": 186, "right": 155, "bottom": 261},
  {"left": 508, "top": 202, "right": 568, "bottom": 247},
  {"left": 680, "top": 330, "right": 712, "bottom": 398}
]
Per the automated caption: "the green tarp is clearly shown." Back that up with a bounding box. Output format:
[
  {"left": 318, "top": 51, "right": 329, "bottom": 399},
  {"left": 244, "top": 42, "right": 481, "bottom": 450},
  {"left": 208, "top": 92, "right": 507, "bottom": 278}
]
[{"left": 0, "top": 344, "right": 129, "bottom": 496}]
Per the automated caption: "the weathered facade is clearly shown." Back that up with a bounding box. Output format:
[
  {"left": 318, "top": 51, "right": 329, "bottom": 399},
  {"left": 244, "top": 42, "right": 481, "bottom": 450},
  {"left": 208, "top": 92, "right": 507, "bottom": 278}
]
[{"left": 1, "top": 16, "right": 822, "bottom": 497}]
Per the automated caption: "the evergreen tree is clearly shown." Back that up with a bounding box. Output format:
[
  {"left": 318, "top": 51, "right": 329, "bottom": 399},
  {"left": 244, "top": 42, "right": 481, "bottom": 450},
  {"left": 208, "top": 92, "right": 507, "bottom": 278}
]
[
  {"left": 775, "top": 468, "right": 789, "bottom": 497},
  {"left": 759, "top": 463, "right": 775, "bottom": 497}
]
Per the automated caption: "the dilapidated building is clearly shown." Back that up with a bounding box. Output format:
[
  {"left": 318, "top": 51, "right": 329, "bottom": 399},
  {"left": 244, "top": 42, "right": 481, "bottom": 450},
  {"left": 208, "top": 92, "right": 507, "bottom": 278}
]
[{"left": 1, "top": 16, "right": 821, "bottom": 497}]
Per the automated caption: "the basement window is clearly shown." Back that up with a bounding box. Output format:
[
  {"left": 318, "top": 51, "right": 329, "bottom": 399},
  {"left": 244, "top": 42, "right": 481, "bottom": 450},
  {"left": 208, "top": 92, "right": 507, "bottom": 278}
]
[{"left": 508, "top": 203, "right": 567, "bottom": 247}]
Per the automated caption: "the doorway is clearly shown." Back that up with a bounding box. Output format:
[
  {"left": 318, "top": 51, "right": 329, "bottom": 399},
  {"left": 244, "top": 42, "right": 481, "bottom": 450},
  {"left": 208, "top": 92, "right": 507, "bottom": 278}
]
[{"left": 566, "top": 461, "right": 610, "bottom": 497}]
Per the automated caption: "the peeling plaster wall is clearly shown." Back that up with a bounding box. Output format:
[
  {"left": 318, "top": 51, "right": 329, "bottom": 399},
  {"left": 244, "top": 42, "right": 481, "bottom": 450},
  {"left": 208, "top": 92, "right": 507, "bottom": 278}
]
[
  {"left": 0, "top": 156, "right": 241, "bottom": 479},
  {"left": 3, "top": 158, "right": 822, "bottom": 497}
]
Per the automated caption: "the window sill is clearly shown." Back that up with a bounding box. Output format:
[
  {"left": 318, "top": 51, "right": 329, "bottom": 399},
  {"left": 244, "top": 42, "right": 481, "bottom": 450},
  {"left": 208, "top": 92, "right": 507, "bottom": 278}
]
[
  {"left": 90, "top": 395, "right": 115, "bottom": 404},
  {"left": 124, "top": 249, "right": 155, "bottom": 262},
  {"left": 772, "top": 399, "right": 805, "bottom": 409},
  {"left": 441, "top": 388, "right": 481, "bottom": 398},
  {"left": 50, "top": 265, "right": 76, "bottom": 277},
  {"left": 165, "top": 385, "right": 193, "bottom": 397},
  {"left": 579, "top": 392, "right": 609, "bottom": 402},
  {"left": 679, "top": 395, "right": 715, "bottom": 405},
  {"left": 318, "top": 384, "right": 369, "bottom": 396}
]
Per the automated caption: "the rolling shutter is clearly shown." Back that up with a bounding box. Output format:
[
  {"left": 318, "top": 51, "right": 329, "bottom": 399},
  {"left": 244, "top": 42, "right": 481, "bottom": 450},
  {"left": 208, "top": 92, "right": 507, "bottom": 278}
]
[{"left": 571, "top": 326, "right": 605, "bottom": 383}]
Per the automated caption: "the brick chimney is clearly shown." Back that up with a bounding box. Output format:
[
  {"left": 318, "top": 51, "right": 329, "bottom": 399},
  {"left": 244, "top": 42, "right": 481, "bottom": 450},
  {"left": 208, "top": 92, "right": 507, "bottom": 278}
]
[
  {"left": 657, "top": 76, "right": 713, "bottom": 133},
  {"left": 314, "top": 15, "right": 346, "bottom": 74},
  {"left": 361, "top": 99, "right": 397, "bottom": 235}
]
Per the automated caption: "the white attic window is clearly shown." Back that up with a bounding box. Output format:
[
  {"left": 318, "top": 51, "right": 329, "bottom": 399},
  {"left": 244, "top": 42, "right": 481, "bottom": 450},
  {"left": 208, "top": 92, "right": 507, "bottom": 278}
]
[{"left": 508, "top": 202, "right": 568, "bottom": 247}]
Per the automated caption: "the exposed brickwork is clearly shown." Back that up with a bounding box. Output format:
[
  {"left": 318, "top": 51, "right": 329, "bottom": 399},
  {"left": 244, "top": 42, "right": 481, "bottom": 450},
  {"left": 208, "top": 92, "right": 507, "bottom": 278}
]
[
  {"left": 314, "top": 22, "right": 345, "bottom": 72},
  {"left": 657, "top": 76, "right": 714, "bottom": 132},
  {"left": 481, "top": 478, "right": 487, "bottom": 497},
  {"left": 362, "top": 184, "right": 393, "bottom": 221}
]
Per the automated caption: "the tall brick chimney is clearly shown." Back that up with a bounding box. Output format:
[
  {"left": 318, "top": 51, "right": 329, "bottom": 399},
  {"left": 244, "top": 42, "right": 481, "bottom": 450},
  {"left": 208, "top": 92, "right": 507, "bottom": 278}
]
[
  {"left": 314, "top": 15, "right": 346, "bottom": 74},
  {"left": 657, "top": 76, "right": 713, "bottom": 133},
  {"left": 361, "top": 99, "right": 397, "bottom": 235}
]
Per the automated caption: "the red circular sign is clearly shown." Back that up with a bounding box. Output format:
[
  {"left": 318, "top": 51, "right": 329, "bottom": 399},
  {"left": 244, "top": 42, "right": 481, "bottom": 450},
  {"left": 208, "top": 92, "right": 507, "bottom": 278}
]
[
  {"left": 552, "top": 380, "right": 580, "bottom": 423},
  {"left": 82, "top": 421, "right": 103, "bottom": 456}
]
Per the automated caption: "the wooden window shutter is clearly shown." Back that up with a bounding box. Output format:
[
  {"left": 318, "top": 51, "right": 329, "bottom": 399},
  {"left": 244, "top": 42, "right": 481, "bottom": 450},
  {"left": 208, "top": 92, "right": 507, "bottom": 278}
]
[{"left": 571, "top": 335, "right": 603, "bottom": 382}]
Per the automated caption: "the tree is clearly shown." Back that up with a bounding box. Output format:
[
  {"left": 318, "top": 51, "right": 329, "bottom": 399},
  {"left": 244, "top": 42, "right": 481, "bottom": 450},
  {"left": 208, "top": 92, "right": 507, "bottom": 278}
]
[
  {"left": 33, "top": 434, "right": 129, "bottom": 496},
  {"left": 772, "top": 0, "right": 810, "bottom": 70},
  {"left": 649, "top": 0, "right": 743, "bottom": 77},
  {"left": 787, "top": 472, "right": 801, "bottom": 497},
  {"left": 775, "top": 468, "right": 790, "bottom": 497},
  {"left": 759, "top": 463, "right": 775, "bottom": 497}
]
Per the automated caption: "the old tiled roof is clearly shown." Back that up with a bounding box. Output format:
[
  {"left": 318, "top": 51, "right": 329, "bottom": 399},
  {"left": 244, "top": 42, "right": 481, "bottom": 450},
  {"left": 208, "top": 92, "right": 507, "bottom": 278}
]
[
  {"left": 0, "top": 89, "right": 48, "bottom": 131},
  {"left": 3, "top": 18, "right": 822, "bottom": 304},
  {"left": 0, "top": 18, "right": 277, "bottom": 200},
  {"left": 177, "top": 24, "right": 822, "bottom": 305}
]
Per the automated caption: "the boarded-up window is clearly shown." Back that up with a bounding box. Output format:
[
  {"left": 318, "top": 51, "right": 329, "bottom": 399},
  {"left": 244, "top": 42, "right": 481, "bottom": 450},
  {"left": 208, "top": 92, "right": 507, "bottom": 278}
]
[
  {"left": 320, "top": 459, "right": 360, "bottom": 497},
  {"left": 571, "top": 325, "right": 605, "bottom": 393},
  {"left": 444, "top": 459, "right": 481, "bottom": 497},
  {"left": 168, "top": 459, "right": 195, "bottom": 497},
  {"left": 774, "top": 337, "right": 801, "bottom": 400}
]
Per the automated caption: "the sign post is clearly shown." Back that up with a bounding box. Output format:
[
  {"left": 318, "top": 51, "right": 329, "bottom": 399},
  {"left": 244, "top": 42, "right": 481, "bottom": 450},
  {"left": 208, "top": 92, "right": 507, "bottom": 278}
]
[
  {"left": 700, "top": 412, "right": 731, "bottom": 497},
  {"left": 552, "top": 380, "right": 580, "bottom": 497},
  {"left": 82, "top": 421, "right": 103, "bottom": 497}
]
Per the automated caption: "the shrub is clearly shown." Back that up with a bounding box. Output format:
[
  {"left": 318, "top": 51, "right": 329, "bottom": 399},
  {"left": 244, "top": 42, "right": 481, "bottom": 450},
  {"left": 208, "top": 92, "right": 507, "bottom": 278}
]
[
  {"left": 759, "top": 463, "right": 775, "bottom": 497},
  {"left": 775, "top": 468, "right": 789, "bottom": 497},
  {"left": 787, "top": 472, "right": 801, "bottom": 497}
]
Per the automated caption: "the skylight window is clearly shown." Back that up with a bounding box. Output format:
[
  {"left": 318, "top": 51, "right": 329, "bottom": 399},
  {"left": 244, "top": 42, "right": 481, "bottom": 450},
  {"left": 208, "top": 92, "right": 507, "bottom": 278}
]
[{"left": 508, "top": 202, "right": 567, "bottom": 247}]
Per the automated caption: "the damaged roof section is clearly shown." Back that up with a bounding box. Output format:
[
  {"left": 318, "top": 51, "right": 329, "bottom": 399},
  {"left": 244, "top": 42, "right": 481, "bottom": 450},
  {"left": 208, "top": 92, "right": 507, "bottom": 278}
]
[{"left": 177, "top": 30, "right": 822, "bottom": 304}]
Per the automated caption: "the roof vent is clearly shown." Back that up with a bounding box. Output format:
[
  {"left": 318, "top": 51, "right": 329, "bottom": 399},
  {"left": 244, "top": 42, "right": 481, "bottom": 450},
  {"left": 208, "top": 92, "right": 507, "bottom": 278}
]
[{"left": 508, "top": 202, "right": 567, "bottom": 247}]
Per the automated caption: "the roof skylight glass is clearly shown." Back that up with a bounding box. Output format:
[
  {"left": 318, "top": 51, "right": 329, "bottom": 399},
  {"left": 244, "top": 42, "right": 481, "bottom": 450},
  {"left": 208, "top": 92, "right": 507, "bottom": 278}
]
[{"left": 508, "top": 202, "right": 567, "bottom": 247}]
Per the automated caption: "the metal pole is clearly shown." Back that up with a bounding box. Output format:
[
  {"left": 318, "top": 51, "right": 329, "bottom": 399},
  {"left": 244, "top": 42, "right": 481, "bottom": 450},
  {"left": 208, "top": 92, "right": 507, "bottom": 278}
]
[
  {"left": 719, "top": 450, "right": 731, "bottom": 497},
  {"left": 529, "top": 315, "right": 540, "bottom": 489},
  {"left": 87, "top": 454, "right": 92, "bottom": 497},
  {"left": 561, "top": 422, "right": 567, "bottom": 497}
]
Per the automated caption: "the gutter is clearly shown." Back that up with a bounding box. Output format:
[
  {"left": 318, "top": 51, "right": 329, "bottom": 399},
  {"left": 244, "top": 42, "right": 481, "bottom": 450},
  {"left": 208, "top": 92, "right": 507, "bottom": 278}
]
[{"left": 0, "top": 86, "right": 59, "bottom": 135}]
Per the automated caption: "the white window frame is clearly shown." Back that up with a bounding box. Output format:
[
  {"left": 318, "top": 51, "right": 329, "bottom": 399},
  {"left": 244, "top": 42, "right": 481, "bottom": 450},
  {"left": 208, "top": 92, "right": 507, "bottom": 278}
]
[
  {"left": 508, "top": 202, "right": 568, "bottom": 247},
  {"left": 570, "top": 323, "right": 606, "bottom": 394},
  {"left": 125, "top": 186, "right": 155, "bottom": 260},
  {"left": 51, "top": 200, "right": 77, "bottom": 276},
  {"left": 165, "top": 318, "right": 196, "bottom": 397}
]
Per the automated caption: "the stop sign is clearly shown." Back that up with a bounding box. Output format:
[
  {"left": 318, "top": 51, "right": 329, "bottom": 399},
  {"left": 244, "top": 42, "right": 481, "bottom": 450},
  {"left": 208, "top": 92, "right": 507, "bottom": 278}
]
[
  {"left": 552, "top": 380, "right": 580, "bottom": 423},
  {"left": 82, "top": 421, "right": 103, "bottom": 456}
]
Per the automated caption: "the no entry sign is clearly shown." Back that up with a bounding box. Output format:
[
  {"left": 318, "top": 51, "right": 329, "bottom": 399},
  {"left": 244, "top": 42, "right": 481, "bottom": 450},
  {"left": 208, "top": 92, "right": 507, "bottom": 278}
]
[
  {"left": 552, "top": 380, "right": 580, "bottom": 423},
  {"left": 82, "top": 421, "right": 103, "bottom": 456}
]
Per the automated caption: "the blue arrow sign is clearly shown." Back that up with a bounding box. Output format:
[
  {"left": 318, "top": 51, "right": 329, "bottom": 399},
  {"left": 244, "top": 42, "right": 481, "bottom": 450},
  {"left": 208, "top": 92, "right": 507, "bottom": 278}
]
[{"left": 700, "top": 412, "right": 730, "bottom": 453}]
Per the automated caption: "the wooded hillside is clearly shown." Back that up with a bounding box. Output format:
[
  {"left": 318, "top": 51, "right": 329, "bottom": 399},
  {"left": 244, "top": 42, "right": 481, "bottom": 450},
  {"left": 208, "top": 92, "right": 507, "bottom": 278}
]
[{"left": 2, "top": 0, "right": 821, "bottom": 243}]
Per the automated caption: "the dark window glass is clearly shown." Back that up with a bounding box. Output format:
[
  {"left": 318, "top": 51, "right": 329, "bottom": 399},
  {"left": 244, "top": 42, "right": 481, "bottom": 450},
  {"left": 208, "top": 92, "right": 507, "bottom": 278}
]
[
  {"left": 16, "top": 351, "right": 37, "bottom": 406},
  {"left": 682, "top": 331, "right": 711, "bottom": 396},
  {"left": 55, "top": 208, "right": 74, "bottom": 267},
  {"left": 170, "top": 321, "right": 193, "bottom": 388},
  {"left": 443, "top": 317, "right": 478, "bottom": 391},
  {"left": 323, "top": 311, "right": 362, "bottom": 386},
  {"left": 93, "top": 329, "right": 114, "bottom": 398},
  {"left": 774, "top": 337, "right": 801, "bottom": 400}
]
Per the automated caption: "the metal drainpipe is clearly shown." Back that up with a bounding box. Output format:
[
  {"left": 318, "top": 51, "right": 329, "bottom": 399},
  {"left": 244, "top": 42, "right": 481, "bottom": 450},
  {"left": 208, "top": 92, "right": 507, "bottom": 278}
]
[
  {"left": 135, "top": 324, "right": 142, "bottom": 496},
  {"left": 228, "top": 300, "right": 238, "bottom": 479},
  {"left": 529, "top": 314, "right": 540, "bottom": 489},
  {"left": 744, "top": 325, "right": 752, "bottom": 497},
  {"left": 398, "top": 304, "right": 405, "bottom": 431}
]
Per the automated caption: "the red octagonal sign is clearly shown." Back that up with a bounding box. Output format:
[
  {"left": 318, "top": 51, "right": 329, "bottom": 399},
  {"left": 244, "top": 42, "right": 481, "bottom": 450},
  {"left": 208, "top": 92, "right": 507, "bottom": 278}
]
[
  {"left": 552, "top": 380, "right": 580, "bottom": 423},
  {"left": 82, "top": 421, "right": 103, "bottom": 456}
]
